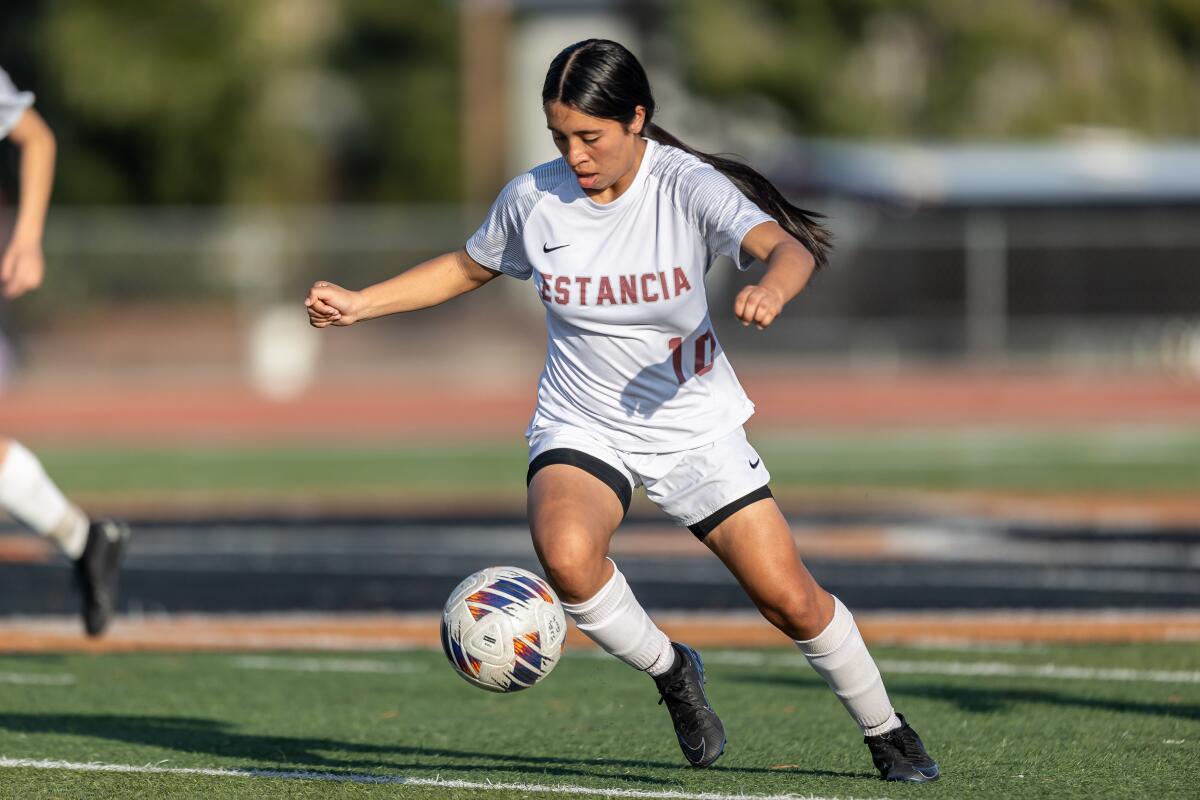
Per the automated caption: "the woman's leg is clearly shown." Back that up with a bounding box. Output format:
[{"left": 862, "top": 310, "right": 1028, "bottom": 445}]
[
  {"left": 528, "top": 463, "right": 623, "bottom": 602},
  {"left": 0, "top": 437, "right": 89, "bottom": 557},
  {"left": 530, "top": 460, "right": 624, "bottom": 604},
  {"left": 701, "top": 496, "right": 898, "bottom": 732},
  {"left": 0, "top": 436, "right": 131, "bottom": 637},
  {"left": 702, "top": 495, "right": 938, "bottom": 781},
  {"left": 528, "top": 463, "right": 674, "bottom": 674},
  {"left": 529, "top": 462, "right": 725, "bottom": 767}
]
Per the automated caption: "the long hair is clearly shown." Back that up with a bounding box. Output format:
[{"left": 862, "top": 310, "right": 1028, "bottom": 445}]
[{"left": 542, "top": 39, "right": 831, "bottom": 268}]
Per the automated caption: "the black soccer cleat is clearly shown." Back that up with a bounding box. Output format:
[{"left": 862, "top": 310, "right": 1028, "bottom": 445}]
[
  {"left": 74, "top": 520, "right": 131, "bottom": 637},
  {"left": 653, "top": 642, "right": 726, "bottom": 768},
  {"left": 864, "top": 713, "right": 940, "bottom": 782}
]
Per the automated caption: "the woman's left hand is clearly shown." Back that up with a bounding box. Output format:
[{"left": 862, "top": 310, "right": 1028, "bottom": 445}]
[{"left": 734, "top": 284, "right": 784, "bottom": 329}]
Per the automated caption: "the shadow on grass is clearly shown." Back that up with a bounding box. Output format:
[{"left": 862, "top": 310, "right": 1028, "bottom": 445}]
[
  {"left": 0, "top": 713, "right": 866, "bottom": 782},
  {"left": 731, "top": 673, "right": 1200, "bottom": 721},
  {"left": 0, "top": 654, "right": 71, "bottom": 666}
]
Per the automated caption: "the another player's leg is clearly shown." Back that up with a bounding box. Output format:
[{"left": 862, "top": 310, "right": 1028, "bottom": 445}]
[
  {"left": 527, "top": 456, "right": 725, "bottom": 767},
  {"left": 701, "top": 496, "right": 938, "bottom": 782},
  {"left": 0, "top": 438, "right": 130, "bottom": 636}
]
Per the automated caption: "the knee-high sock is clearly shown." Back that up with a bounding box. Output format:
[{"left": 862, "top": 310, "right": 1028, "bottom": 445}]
[
  {"left": 561, "top": 558, "right": 676, "bottom": 676},
  {"left": 0, "top": 440, "right": 89, "bottom": 559},
  {"left": 796, "top": 596, "right": 901, "bottom": 736}
]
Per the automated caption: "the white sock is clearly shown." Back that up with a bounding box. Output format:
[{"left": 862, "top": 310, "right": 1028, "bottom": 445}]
[
  {"left": 561, "top": 558, "right": 676, "bottom": 676},
  {"left": 0, "top": 440, "right": 90, "bottom": 559},
  {"left": 796, "top": 596, "right": 902, "bottom": 736}
]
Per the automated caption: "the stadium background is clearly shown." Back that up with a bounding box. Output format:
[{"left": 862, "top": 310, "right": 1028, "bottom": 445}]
[{"left": 0, "top": 2, "right": 1197, "bottom": 798}]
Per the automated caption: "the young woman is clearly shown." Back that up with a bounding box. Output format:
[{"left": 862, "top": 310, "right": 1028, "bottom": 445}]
[
  {"left": 0, "top": 66, "right": 131, "bottom": 637},
  {"left": 307, "top": 39, "right": 938, "bottom": 783}
]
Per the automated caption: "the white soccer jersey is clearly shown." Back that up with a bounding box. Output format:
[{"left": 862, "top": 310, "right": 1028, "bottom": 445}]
[
  {"left": 0, "top": 68, "right": 34, "bottom": 140},
  {"left": 467, "top": 139, "right": 774, "bottom": 452}
]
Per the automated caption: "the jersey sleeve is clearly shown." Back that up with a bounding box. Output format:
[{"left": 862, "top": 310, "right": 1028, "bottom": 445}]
[
  {"left": 681, "top": 164, "right": 775, "bottom": 270},
  {"left": 465, "top": 173, "right": 540, "bottom": 281},
  {"left": 0, "top": 68, "right": 35, "bottom": 140}
]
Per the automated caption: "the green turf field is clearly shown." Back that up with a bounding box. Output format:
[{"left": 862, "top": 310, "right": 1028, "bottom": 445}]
[
  {"left": 34, "top": 425, "right": 1200, "bottom": 497},
  {"left": 1, "top": 643, "right": 1196, "bottom": 799}
]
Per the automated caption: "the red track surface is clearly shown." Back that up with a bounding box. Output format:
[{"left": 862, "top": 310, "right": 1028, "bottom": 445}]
[{"left": 4, "top": 370, "right": 1199, "bottom": 444}]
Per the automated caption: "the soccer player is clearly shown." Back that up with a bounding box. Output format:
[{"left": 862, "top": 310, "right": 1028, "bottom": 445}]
[
  {"left": 306, "top": 39, "right": 938, "bottom": 782},
  {"left": 0, "top": 66, "right": 130, "bottom": 637}
]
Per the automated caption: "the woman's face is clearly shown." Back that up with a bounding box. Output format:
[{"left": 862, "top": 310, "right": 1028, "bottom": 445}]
[{"left": 544, "top": 101, "right": 646, "bottom": 200}]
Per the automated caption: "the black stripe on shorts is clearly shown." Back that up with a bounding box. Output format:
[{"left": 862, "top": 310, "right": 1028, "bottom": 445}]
[
  {"left": 526, "top": 448, "right": 633, "bottom": 516},
  {"left": 688, "top": 485, "right": 773, "bottom": 540}
]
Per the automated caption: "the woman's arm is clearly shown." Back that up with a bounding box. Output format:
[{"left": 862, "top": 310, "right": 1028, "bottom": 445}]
[
  {"left": 306, "top": 248, "right": 501, "bottom": 328},
  {"left": 1, "top": 107, "right": 56, "bottom": 299},
  {"left": 733, "top": 221, "right": 817, "bottom": 330}
]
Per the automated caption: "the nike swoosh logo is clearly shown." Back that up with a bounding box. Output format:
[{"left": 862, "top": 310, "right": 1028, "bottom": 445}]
[
  {"left": 543, "top": 243, "right": 570, "bottom": 253},
  {"left": 749, "top": 458, "right": 761, "bottom": 469},
  {"left": 680, "top": 737, "right": 706, "bottom": 762}
]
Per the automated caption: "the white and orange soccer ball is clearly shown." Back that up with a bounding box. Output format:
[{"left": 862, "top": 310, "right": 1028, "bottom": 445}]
[{"left": 440, "top": 566, "right": 567, "bottom": 693}]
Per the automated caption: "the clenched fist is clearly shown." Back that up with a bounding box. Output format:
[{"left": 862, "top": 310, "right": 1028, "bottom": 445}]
[
  {"left": 305, "top": 281, "right": 365, "bottom": 327},
  {"left": 734, "top": 284, "right": 785, "bottom": 329}
]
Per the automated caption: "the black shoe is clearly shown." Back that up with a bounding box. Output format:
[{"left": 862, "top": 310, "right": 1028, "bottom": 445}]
[
  {"left": 653, "top": 642, "right": 726, "bottom": 768},
  {"left": 74, "top": 520, "right": 131, "bottom": 637},
  {"left": 865, "top": 713, "right": 940, "bottom": 782}
]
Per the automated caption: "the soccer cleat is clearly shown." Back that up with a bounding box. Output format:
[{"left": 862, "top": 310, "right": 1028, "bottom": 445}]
[
  {"left": 653, "top": 642, "right": 726, "bottom": 768},
  {"left": 74, "top": 520, "right": 131, "bottom": 637},
  {"left": 864, "top": 713, "right": 940, "bottom": 782}
]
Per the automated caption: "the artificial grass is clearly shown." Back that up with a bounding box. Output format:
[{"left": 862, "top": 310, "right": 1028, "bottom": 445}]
[
  {"left": 0, "top": 643, "right": 1195, "bottom": 799},
  {"left": 32, "top": 425, "right": 1200, "bottom": 497}
]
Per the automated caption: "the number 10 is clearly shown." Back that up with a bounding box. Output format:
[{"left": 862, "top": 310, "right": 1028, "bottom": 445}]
[{"left": 669, "top": 329, "right": 716, "bottom": 384}]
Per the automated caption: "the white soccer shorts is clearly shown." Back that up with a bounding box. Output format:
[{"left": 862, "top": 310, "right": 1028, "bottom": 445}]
[{"left": 526, "top": 424, "right": 772, "bottom": 538}]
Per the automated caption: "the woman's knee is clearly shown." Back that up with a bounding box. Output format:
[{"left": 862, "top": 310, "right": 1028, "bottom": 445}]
[
  {"left": 756, "top": 586, "right": 834, "bottom": 640},
  {"left": 532, "top": 526, "right": 610, "bottom": 602}
]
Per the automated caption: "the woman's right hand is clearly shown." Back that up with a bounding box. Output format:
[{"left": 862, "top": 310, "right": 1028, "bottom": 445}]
[{"left": 305, "top": 281, "right": 365, "bottom": 327}]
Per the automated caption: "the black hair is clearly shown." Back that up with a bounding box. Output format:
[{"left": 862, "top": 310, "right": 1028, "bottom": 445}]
[{"left": 542, "top": 39, "right": 830, "bottom": 268}]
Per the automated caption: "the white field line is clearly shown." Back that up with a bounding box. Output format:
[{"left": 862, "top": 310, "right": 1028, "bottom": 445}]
[
  {"left": 907, "top": 641, "right": 1050, "bottom": 654},
  {"left": 230, "top": 655, "right": 427, "bottom": 674},
  {"left": 878, "top": 659, "right": 1200, "bottom": 684},
  {"left": 0, "top": 673, "right": 75, "bottom": 686},
  {"left": 0, "top": 757, "right": 880, "bottom": 800},
  {"left": 136, "top": 633, "right": 430, "bottom": 651},
  {"left": 222, "top": 650, "right": 1200, "bottom": 685},
  {"left": 670, "top": 651, "right": 1200, "bottom": 684}
]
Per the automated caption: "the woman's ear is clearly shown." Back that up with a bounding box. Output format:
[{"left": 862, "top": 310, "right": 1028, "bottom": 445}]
[{"left": 630, "top": 105, "right": 646, "bottom": 136}]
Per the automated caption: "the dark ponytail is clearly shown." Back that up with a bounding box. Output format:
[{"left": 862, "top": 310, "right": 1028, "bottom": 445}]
[{"left": 543, "top": 39, "right": 831, "bottom": 268}]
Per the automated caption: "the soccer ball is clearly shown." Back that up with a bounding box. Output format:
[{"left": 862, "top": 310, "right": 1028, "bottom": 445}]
[{"left": 440, "top": 565, "right": 566, "bottom": 693}]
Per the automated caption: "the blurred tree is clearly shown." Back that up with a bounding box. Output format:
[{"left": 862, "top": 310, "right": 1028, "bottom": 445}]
[
  {"left": 4, "top": 0, "right": 1197, "bottom": 205},
  {"left": 0, "top": 0, "right": 459, "bottom": 204},
  {"left": 676, "top": 0, "right": 1200, "bottom": 139},
  {"left": 328, "top": 0, "right": 461, "bottom": 203}
]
